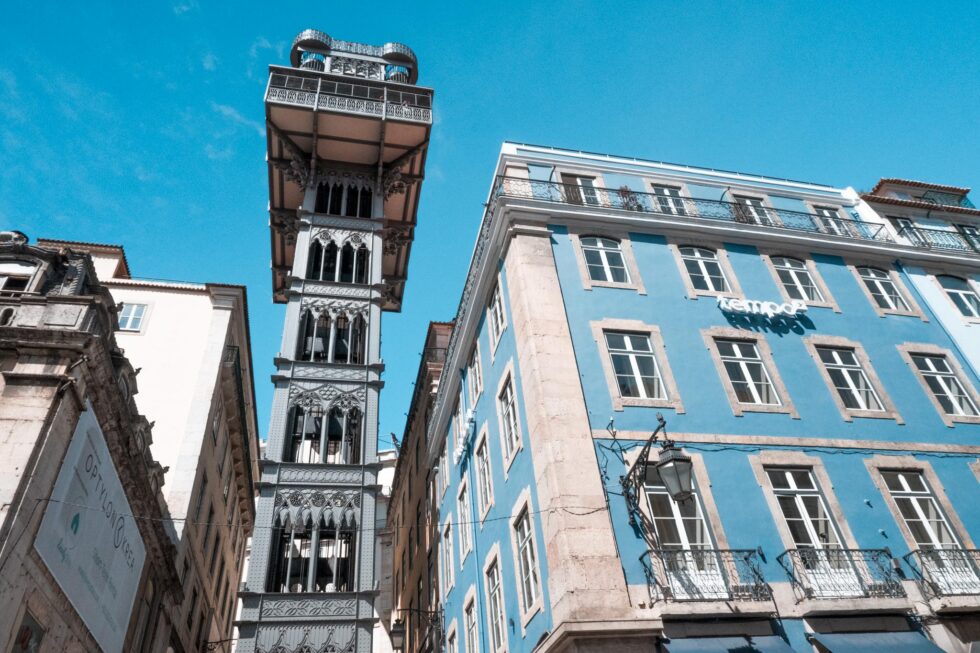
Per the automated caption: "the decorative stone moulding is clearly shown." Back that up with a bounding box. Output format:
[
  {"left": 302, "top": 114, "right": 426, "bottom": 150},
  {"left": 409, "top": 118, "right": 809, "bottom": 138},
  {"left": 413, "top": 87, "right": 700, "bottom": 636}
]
[
  {"left": 261, "top": 596, "right": 359, "bottom": 619},
  {"left": 254, "top": 623, "right": 356, "bottom": 653},
  {"left": 288, "top": 385, "right": 365, "bottom": 413},
  {"left": 278, "top": 465, "right": 363, "bottom": 485},
  {"left": 273, "top": 488, "right": 361, "bottom": 528}
]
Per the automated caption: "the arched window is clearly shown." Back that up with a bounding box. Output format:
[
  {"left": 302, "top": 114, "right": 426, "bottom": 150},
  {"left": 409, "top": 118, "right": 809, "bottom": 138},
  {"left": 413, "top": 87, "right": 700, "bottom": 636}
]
[
  {"left": 857, "top": 266, "right": 910, "bottom": 311},
  {"left": 0, "top": 307, "right": 14, "bottom": 326},
  {"left": 580, "top": 236, "right": 629, "bottom": 283},
  {"left": 679, "top": 247, "right": 728, "bottom": 292},
  {"left": 306, "top": 238, "right": 368, "bottom": 283},
  {"left": 324, "top": 407, "right": 362, "bottom": 465},
  {"left": 771, "top": 257, "right": 823, "bottom": 301},
  {"left": 313, "top": 182, "right": 373, "bottom": 218},
  {"left": 296, "top": 310, "right": 330, "bottom": 361},
  {"left": 307, "top": 240, "right": 324, "bottom": 280},
  {"left": 288, "top": 405, "right": 324, "bottom": 464},
  {"left": 339, "top": 243, "right": 356, "bottom": 283},
  {"left": 938, "top": 275, "right": 980, "bottom": 317},
  {"left": 296, "top": 310, "right": 366, "bottom": 364},
  {"left": 268, "top": 513, "right": 358, "bottom": 593}
]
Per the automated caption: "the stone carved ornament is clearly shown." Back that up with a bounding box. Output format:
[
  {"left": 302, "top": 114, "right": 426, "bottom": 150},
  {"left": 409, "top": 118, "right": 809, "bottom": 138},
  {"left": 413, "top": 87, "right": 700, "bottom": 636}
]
[
  {"left": 311, "top": 228, "right": 367, "bottom": 248},
  {"left": 278, "top": 466, "right": 362, "bottom": 485},
  {"left": 380, "top": 225, "right": 411, "bottom": 255},
  {"left": 316, "top": 168, "right": 375, "bottom": 193},
  {"left": 274, "top": 488, "right": 361, "bottom": 529},
  {"left": 262, "top": 597, "right": 357, "bottom": 619},
  {"left": 299, "top": 297, "right": 370, "bottom": 319}
]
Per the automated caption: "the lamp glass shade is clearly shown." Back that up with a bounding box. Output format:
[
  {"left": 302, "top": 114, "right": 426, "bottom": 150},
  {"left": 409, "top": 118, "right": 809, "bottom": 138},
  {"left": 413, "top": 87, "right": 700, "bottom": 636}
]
[
  {"left": 390, "top": 619, "right": 406, "bottom": 651},
  {"left": 656, "top": 446, "right": 694, "bottom": 502}
]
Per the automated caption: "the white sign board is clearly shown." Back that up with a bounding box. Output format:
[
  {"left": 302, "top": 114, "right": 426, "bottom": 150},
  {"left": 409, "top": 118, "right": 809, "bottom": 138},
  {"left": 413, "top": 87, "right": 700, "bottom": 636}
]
[
  {"left": 35, "top": 403, "right": 146, "bottom": 653},
  {"left": 717, "top": 296, "right": 808, "bottom": 318}
]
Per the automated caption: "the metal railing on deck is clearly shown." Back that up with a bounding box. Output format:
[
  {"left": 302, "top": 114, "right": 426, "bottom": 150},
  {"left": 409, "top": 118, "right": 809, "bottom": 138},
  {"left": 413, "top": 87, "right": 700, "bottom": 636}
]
[
  {"left": 641, "top": 548, "right": 771, "bottom": 602},
  {"left": 904, "top": 548, "right": 980, "bottom": 599},
  {"left": 777, "top": 548, "right": 905, "bottom": 600},
  {"left": 492, "top": 176, "right": 891, "bottom": 243},
  {"left": 897, "top": 226, "right": 980, "bottom": 254},
  {"left": 267, "top": 71, "right": 432, "bottom": 123}
]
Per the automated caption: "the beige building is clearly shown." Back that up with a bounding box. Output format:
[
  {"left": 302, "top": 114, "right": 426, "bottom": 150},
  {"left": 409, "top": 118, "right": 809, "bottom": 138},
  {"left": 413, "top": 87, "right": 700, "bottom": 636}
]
[
  {"left": 37, "top": 239, "right": 261, "bottom": 653},
  {"left": 387, "top": 322, "right": 453, "bottom": 653},
  {"left": 0, "top": 232, "right": 181, "bottom": 652}
]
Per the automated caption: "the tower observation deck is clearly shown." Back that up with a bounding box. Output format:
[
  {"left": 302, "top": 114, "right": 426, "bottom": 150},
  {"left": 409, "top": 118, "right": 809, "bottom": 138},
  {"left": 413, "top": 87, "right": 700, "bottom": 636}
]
[{"left": 237, "top": 29, "right": 432, "bottom": 653}]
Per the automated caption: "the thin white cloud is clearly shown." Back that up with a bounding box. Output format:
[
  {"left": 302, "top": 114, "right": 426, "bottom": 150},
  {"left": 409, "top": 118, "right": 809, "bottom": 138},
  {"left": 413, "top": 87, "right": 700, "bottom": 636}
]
[
  {"left": 210, "top": 102, "right": 264, "bottom": 138},
  {"left": 205, "top": 144, "right": 234, "bottom": 160},
  {"left": 202, "top": 52, "right": 217, "bottom": 71},
  {"left": 172, "top": 0, "right": 198, "bottom": 15}
]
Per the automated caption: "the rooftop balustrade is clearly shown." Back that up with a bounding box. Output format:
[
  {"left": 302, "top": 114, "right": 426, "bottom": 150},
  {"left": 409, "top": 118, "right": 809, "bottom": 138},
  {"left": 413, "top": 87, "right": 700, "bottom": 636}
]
[
  {"left": 266, "top": 70, "right": 432, "bottom": 124},
  {"left": 919, "top": 190, "right": 975, "bottom": 209},
  {"left": 904, "top": 548, "right": 980, "bottom": 599},
  {"left": 641, "top": 548, "right": 771, "bottom": 603},
  {"left": 777, "top": 548, "right": 905, "bottom": 600},
  {"left": 493, "top": 176, "right": 891, "bottom": 244}
]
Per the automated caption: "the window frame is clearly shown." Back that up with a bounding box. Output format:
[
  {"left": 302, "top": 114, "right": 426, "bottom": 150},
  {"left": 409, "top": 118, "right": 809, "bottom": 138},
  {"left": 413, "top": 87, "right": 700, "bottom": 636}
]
[
  {"left": 668, "top": 241, "right": 744, "bottom": 300},
  {"left": 568, "top": 227, "right": 645, "bottom": 293},
  {"left": 647, "top": 181, "right": 692, "bottom": 216},
  {"left": 495, "top": 361, "right": 524, "bottom": 473},
  {"left": 933, "top": 274, "right": 980, "bottom": 322},
  {"left": 508, "top": 489, "right": 543, "bottom": 629},
  {"left": 474, "top": 426, "right": 495, "bottom": 522},
  {"left": 487, "top": 275, "right": 508, "bottom": 356},
  {"left": 849, "top": 263, "right": 926, "bottom": 319},
  {"left": 896, "top": 343, "right": 980, "bottom": 426},
  {"left": 702, "top": 327, "right": 798, "bottom": 417},
  {"left": 463, "top": 591, "right": 479, "bottom": 653},
  {"left": 591, "top": 320, "right": 684, "bottom": 412},
  {"left": 467, "top": 343, "right": 484, "bottom": 406},
  {"left": 482, "top": 545, "right": 508, "bottom": 653},
  {"left": 802, "top": 335, "right": 902, "bottom": 423},
  {"left": 441, "top": 518, "right": 455, "bottom": 598},
  {"left": 118, "top": 302, "right": 149, "bottom": 332},
  {"left": 457, "top": 479, "right": 473, "bottom": 562},
  {"left": 760, "top": 252, "right": 840, "bottom": 312}
]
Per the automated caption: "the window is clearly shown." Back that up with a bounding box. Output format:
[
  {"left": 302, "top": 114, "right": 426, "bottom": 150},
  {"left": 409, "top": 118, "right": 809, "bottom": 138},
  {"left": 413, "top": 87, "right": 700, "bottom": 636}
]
[
  {"left": 956, "top": 223, "right": 980, "bottom": 249},
  {"left": 467, "top": 345, "right": 483, "bottom": 404},
  {"left": 815, "top": 347, "right": 883, "bottom": 411},
  {"left": 909, "top": 354, "right": 979, "bottom": 418},
  {"left": 193, "top": 476, "right": 208, "bottom": 521},
  {"left": 442, "top": 522, "right": 455, "bottom": 596},
  {"left": 287, "top": 405, "right": 362, "bottom": 465},
  {"left": 485, "top": 559, "right": 506, "bottom": 651},
  {"left": 118, "top": 303, "right": 147, "bottom": 331},
  {"left": 580, "top": 236, "right": 629, "bottom": 283},
  {"left": 651, "top": 184, "right": 687, "bottom": 215},
  {"left": 734, "top": 196, "right": 777, "bottom": 226},
  {"left": 716, "top": 339, "right": 780, "bottom": 405},
  {"left": 938, "top": 275, "right": 980, "bottom": 318},
  {"left": 766, "top": 468, "right": 858, "bottom": 597},
  {"left": 771, "top": 257, "right": 824, "bottom": 302},
  {"left": 457, "top": 482, "right": 472, "bottom": 558},
  {"left": 488, "top": 282, "right": 506, "bottom": 346},
  {"left": 186, "top": 587, "right": 198, "bottom": 631},
  {"left": 268, "top": 516, "right": 357, "bottom": 593},
  {"left": 475, "top": 438, "right": 493, "bottom": 517},
  {"left": 813, "top": 206, "right": 849, "bottom": 236},
  {"left": 513, "top": 508, "right": 540, "bottom": 613},
  {"left": 209, "top": 532, "right": 222, "bottom": 570},
  {"left": 464, "top": 599, "right": 478, "bottom": 653},
  {"left": 307, "top": 238, "right": 369, "bottom": 284},
  {"left": 604, "top": 331, "right": 664, "bottom": 399},
  {"left": 497, "top": 376, "right": 521, "bottom": 459},
  {"left": 202, "top": 505, "right": 214, "bottom": 546},
  {"left": 679, "top": 247, "right": 729, "bottom": 292},
  {"left": 0, "top": 262, "right": 35, "bottom": 295},
  {"left": 314, "top": 181, "right": 372, "bottom": 218},
  {"left": 856, "top": 266, "right": 910, "bottom": 312},
  {"left": 563, "top": 174, "right": 599, "bottom": 205},
  {"left": 296, "top": 310, "right": 366, "bottom": 364},
  {"left": 447, "top": 631, "right": 458, "bottom": 653}
]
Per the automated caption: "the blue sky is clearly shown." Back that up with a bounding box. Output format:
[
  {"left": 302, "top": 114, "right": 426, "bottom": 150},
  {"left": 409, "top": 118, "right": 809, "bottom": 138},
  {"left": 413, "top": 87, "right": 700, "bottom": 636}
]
[{"left": 2, "top": 2, "right": 978, "bottom": 450}]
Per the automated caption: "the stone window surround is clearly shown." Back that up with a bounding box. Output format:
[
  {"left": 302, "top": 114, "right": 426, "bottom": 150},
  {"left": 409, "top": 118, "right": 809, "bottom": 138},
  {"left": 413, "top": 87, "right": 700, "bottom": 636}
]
[
  {"left": 896, "top": 343, "right": 980, "bottom": 426},
  {"left": 847, "top": 261, "right": 927, "bottom": 321},
  {"left": 863, "top": 454, "right": 976, "bottom": 553},
  {"left": 642, "top": 177, "right": 697, "bottom": 209},
  {"left": 462, "top": 585, "right": 479, "bottom": 653},
  {"left": 566, "top": 225, "right": 646, "bottom": 294},
  {"left": 442, "top": 516, "right": 455, "bottom": 596},
  {"left": 488, "top": 271, "right": 508, "bottom": 361},
  {"left": 590, "top": 319, "right": 685, "bottom": 413},
  {"left": 457, "top": 477, "right": 473, "bottom": 564},
  {"left": 495, "top": 359, "right": 524, "bottom": 475},
  {"left": 972, "top": 459, "right": 980, "bottom": 483},
  {"left": 801, "top": 335, "right": 903, "bottom": 424},
  {"left": 481, "top": 542, "right": 508, "bottom": 653},
  {"left": 446, "top": 619, "right": 459, "bottom": 653},
  {"left": 701, "top": 326, "right": 799, "bottom": 418},
  {"left": 508, "top": 486, "right": 544, "bottom": 632},
  {"left": 667, "top": 239, "right": 745, "bottom": 300},
  {"left": 474, "top": 423, "right": 495, "bottom": 524},
  {"left": 924, "top": 269, "right": 980, "bottom": 325},
  {"left": 748, "top": 450, "right": 862, "bottom": 553},
  {"left": 758, "top": 250, "right": 841, "bottom": 312},
  {"left": 623, "top": 447, "right": 733, "bottom": 553},
  {"left": 467, "top": 340, "right": 485, "bottom": 407}
]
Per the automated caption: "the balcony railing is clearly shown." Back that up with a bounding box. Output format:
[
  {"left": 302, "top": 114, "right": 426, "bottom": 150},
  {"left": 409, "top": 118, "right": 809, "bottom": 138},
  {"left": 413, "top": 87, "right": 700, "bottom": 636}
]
[
  {"left": 904, "top": 548, "right": 980, "bottom": 599},
  {"left": 919, "top": 190, "right": 975, "bottom": 209},
  {"left": 778, "top": 548, "right": 905, "bottom": 600},
  {"left": 492, "top": 176, "right": 892, "bottom": 243},
  {"left": 897, "top": 226, "right": 980, "bottom": 254},
  {"left": 641, "top": 548, "right": 771, "bottom": 602},
  {"left": 267, "top": 71, "right": 432, "bottom": 124}
]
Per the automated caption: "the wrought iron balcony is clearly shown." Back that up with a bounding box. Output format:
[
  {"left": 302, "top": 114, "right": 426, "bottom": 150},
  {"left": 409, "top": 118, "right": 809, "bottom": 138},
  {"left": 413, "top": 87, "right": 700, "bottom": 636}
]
[
  {"left": 904, "top": 548, "right": 980, "bottom": 599},
  {"left": 919, "top": 190, "right": 975, "bottom": 209},
  {"left": 777, "top": 548, "right": 905, "bottom": 600},
  {"left": 266, "top": 70, "right": 432, "bottom": 124},
  {"left": 641, "top": 548, "right": 771, "bottom": 602},
  {"left": 492, "top": 176, "right": 891, "bottom": 243},
  {"left": 897, "top": 226, "right": 980, "bottom": 254}
]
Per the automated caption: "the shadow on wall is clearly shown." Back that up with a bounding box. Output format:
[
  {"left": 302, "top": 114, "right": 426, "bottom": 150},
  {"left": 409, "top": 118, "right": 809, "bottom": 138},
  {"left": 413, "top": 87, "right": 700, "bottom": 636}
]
[{"left": 723, "top": 312, "right": 816, "bottom": 337}]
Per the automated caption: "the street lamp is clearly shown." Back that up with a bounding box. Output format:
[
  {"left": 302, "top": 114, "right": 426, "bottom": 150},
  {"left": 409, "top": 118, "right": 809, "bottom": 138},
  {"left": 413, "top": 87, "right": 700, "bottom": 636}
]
[
  {"left": 390, "top": 619, "right": 406, "bottom": 652},
  {"left": 622, "top": 413, "right": 694, "bottom": 527}
]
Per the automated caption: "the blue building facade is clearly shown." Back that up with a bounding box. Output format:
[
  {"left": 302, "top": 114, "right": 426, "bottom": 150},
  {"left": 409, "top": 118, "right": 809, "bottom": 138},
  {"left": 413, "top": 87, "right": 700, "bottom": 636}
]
[{"left": 421, "top": 144, "right": 980, "bottom": 653}]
